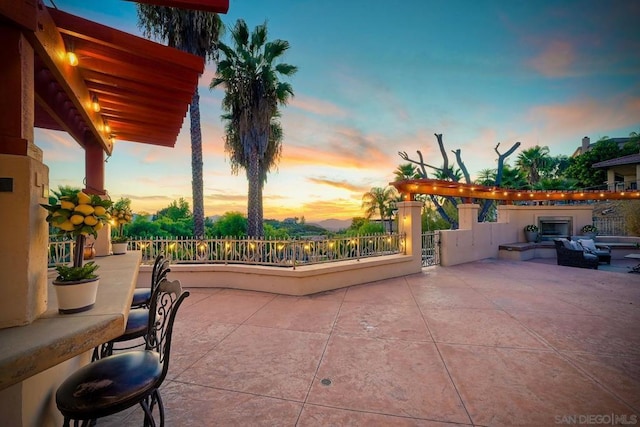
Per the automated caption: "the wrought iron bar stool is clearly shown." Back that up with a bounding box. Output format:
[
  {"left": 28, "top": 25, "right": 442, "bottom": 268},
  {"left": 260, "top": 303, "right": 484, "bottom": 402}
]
[
  {"left": 92, "top": 254, "right": 170, "bottom": 360},
  {"left": 131, "top": 254, "right": 170, "bottom": 309},
  {"left": 56, "top": 279, "right": 189, "bottom": 426}
]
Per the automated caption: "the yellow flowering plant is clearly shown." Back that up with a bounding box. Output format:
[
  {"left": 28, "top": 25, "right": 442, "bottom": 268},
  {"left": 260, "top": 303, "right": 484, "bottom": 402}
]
[
  {"left": 42, "top": 189, "right": 112, "bottom": 275},
  {"left": 109, "top": 197, "right": 133, "bottom": 243}
]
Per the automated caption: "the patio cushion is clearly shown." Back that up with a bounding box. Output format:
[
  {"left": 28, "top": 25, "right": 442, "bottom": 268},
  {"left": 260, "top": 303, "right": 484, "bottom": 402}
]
[
  {"left": 583, "top": 253, "right": 598, "bottom": 261},
  {"left": 577, "top": 239, "right": 610, "bottom": 255},
  {"left": 558, "top": 238, "right": 572, "bottom": 249},
  {"left": 569, "top": 240, "right": 583, "bottom": 251}
]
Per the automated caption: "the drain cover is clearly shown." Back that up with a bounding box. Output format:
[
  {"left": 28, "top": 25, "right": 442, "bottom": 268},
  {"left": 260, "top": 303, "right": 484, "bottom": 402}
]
[{"left": 320, "top": 378, "right": 332, "bottom": 386}]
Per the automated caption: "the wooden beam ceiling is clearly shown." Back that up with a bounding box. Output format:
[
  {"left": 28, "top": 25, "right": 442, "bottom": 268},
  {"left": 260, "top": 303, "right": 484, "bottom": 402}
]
[{"left": 39, "top": 6, "right": 205, "bottom": 150}]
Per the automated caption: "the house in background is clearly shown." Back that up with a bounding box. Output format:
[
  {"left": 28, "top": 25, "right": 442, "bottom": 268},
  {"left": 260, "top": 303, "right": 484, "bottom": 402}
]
[
  {"left": 593, "top": 153, "right": 640, "bottom": 191},
  {"left": 572, "top": 136, "right": 631, "bottom": 157}
]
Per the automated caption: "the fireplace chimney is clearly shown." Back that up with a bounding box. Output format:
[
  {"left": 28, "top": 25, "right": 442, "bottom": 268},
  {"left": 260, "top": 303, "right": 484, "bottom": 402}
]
[{"left": 582, "top": 136, "right": 590, "bottom": 154}]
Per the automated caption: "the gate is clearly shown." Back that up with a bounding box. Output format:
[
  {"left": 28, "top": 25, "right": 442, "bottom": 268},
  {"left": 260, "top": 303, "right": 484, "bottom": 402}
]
[{"left": 421, "top": 231, "right": 440, "bottom": 267}]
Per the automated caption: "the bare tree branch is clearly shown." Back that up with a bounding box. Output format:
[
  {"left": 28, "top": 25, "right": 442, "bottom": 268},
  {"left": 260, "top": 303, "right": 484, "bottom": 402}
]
[
  {"left": 452, "top": 149, "right": 471, "bottom": 183},
  {"left": 494, "top": 141, "right": 521, "bottom": 186},
  {"left": 398, "top": 150, "right": 439, "bottom": 177},
  {"left": 435, "top": 134, "right": 456, "bottom": 180}
]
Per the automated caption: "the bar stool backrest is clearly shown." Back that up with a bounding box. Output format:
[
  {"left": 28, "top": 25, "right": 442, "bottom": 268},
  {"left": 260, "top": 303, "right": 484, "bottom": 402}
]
[
  {"left": 145, "top": 278, "right": 189, "bottom": 386},
  {"left": 151, "top": 254, "right": 171, "bottom": 293}
]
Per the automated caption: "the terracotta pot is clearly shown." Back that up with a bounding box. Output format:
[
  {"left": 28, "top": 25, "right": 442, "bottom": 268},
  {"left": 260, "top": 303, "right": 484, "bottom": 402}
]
[
  {"left": 83, "top": 244, "right": 96, "bottom": 260},
  {"left": 53, "top": 277, "right": 99, "bottom": 314}
]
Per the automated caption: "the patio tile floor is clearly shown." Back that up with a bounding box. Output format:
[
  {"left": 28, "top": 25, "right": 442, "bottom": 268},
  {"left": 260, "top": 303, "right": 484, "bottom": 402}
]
[{"left": 97, "top": 258, "right": 639, "bottom": 426}]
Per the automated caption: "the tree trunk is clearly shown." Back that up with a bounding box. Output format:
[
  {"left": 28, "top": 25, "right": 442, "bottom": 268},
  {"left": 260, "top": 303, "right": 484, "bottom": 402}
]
[
  {"left": 73, "top": 234, "right": 86, "bottom": 268},
  {"left": 247, "top": 147, "right": 263, "bottom": 237},
  {"left": 190, "top": 88, "right": 205, "bottom": 238}
]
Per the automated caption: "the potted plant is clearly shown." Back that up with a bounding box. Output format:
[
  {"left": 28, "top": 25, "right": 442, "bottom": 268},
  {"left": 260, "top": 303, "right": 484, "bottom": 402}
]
[
  {"left": 581, "top": 224, "right": 598, "bottom": 239},
  {"left": 524, "top": 224, "right": 539, "bottom": 243},
  {"left": 110, "top": 198, "right": 133, "bottom": 255},
  {"left": 42, "top": 189, "right": 112, "bottom": 313}
]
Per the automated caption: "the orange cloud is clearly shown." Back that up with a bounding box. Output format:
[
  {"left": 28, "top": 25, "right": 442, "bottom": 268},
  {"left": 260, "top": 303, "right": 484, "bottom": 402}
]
[
  {"left": 528, "top": 40, "right": 577, "bottom": 77},
  {"left": 261, "top": 197, "right": 363, "bottom": 222},
  {"left": 40, "top": 129, "right": 75, "bottom": 148},
  {"left": 289, "top": 96, "right": 349, "bottom": 117},
  {"left": 307, "top": 177, "right": 371, "bottom": 193},
  {"left": 526, "top": 96, "right": 640, "bottom": 141}
]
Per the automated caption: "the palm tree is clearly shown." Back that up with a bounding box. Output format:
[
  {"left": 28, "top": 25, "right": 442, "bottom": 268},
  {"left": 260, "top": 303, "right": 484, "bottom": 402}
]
[
  {"left": 211, "top": 19, "right": 297, "bottom": 237},
  {"left": 362, "top": 186, "right": 398, "bottom": 233},
  {"left": 475, "top": 168, "right": 496, "bottom": 186},
  {"left": 515, "top": 145, "right": 551, "bottom": 187},
  {"left": 137, "top": 5, "right": 223, "bottom": 238},
  {"left": 393, "top": 163, "right": 421, "bottom": 181},
  {"left": 433, "top": 165, "right": 463, "bottom": 181},
  {"left": 500, "top": 164, "right": 528, "bottom": 189}
]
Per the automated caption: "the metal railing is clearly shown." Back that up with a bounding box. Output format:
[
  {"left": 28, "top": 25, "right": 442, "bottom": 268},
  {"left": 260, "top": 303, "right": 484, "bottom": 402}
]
[
  {"left": 48, "top": 239, "right": 74, "bottom": 267},
  {"left": 48, "top": 234, "right": 406, "bottom": 268},
  {"left": 593, "top": 216, "right": 627, "bottom": 236},
  {"left": 421, "top": 231, "right": 440, "bottom": 267}
]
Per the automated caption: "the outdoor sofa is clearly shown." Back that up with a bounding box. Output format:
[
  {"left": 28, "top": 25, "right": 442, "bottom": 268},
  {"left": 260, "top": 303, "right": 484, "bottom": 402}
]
[
  {"left": 554, "top": 238, "right": 599, "bottom": 269},
  {"left": 576, "top": 238, "right": 611, "bottom": 264}
]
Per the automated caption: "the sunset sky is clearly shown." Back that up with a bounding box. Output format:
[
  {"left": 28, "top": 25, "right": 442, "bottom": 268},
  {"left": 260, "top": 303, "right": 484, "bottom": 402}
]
[{"left": 40, "top": 0, "right": 640, "bottom": 222}]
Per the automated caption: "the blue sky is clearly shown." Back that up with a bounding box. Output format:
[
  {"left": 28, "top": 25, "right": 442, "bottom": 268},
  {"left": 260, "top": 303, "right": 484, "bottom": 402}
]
[{"left": 40, "top": 0, "right": 640, "bottom": 221}]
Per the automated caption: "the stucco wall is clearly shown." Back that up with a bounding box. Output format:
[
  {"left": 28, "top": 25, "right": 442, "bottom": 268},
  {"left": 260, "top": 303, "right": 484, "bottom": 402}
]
[
  {"left": 0, "top": 154, "right": 49, "bottom": 328},
  {"left": 439, "top": 204, "right": 596, "bottom": 266},
  {"left": 138, "top": 254, "right": 422, "bottom": 295}
]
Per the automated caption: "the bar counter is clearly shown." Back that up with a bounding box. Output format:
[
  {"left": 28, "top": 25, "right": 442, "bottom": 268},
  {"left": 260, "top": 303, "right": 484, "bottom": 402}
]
[{"left": 0, "top": 251, "right": 141, "bottom": 390}]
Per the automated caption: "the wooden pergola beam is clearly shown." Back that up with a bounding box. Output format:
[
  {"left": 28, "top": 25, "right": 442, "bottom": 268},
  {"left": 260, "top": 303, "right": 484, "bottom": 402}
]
[
  {"left": 392, "top": 178, "right": 640, "bottom": 202},
  {"left": 27, "top": 2, "right": 112, "bottom": 154}
]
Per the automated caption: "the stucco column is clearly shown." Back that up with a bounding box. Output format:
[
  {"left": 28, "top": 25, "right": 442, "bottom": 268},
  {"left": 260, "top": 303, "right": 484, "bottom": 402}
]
[
  {"left": 84, "top": 140, "right": 105, "bottom": 195},
  {"left": 458, "top": 203, "right": 480, "bottom": 230},
  {"left": 397, "top": 201, "right": 423, "bottom": 263},
  {"left": 606, "top": 170, "right": 615, "bottom": 191},
  {"left": 0, "top": 27, "right": 48, "bottom": 328}
]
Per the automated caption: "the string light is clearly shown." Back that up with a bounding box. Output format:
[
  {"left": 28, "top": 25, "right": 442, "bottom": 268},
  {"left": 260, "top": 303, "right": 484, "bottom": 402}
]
[
  {"left": 66, "top": 51, "right": 78, "bottom": 66},
  {"left": 91, "top": 95, "right": 100, "bottom": 112}
]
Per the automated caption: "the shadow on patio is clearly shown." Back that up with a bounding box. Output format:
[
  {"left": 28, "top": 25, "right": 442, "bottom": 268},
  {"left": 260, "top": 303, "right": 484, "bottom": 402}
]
[{"left": 101, "top": 259, "right": 639, "bottom": 426}]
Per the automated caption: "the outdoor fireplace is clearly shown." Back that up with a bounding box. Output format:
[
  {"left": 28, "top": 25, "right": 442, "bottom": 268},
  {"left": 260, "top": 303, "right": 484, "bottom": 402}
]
[{"left": 538, "top": 216, "right": 573, "bottom": 241}]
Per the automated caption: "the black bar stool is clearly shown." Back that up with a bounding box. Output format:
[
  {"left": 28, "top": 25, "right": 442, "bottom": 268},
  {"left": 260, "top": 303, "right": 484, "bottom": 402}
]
[
  {"left": 56, "top": 279, "right": 189, "bottom": 426},
  {"left": 92, "top": 254, "right": 170, "bottom": 360},
  {"left": 131, "top": 254, "right": 171, "bottom": 309}
]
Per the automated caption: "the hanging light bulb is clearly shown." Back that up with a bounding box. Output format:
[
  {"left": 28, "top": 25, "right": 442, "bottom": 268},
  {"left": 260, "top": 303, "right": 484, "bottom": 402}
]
[
  {"left": 66, "top": 51, "right": 78, "bottom": 66},
  {"left": 65, "top": 40, "right": 78, "bottom": 66},
  {"left": 91, "top": 95, "right": 100, "bottom": 113}
]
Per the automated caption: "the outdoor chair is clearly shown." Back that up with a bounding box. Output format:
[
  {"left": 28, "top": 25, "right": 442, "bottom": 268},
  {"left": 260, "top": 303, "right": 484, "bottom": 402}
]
[
  {"left": 577, "top": 239, "right": 611, "bottom": 264},
  {"left": 131, "top": 254, "right": 171, "bottom": 309},
  {"left": 56, "top": 279, "right": 189, "bottom": 426},
  {"left": 92, "top": 254, "right": 170, "bottom": 361},
  {"left": 554, "top": 239, "right": 599, "bottom": 269}
]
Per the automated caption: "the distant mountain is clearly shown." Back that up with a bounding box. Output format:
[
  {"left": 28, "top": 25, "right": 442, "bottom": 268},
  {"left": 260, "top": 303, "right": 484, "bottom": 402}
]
[{"left": 309, "top": 218, "right": 352, "bottom": 232}]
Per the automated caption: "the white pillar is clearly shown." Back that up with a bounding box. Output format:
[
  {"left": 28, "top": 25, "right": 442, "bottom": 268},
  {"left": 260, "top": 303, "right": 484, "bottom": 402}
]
[
  {"left": 458, "top": 204, "right": 480, "bottom": 230},
  {"left": 396, "top": 201, "right": 423, "bottom": 264},
  {"left": 0, "top": 154, "right": 49, "bottom": 328}
]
